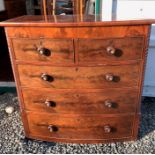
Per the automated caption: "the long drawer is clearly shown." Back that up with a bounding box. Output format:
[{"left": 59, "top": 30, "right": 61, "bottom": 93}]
[
  {"left": 18, "top": 64, "right": 140, "bottom": 89},
  {"left": 12, "top": 38, "right": 74, "bottom": 64},
  {"left": 78, "top": 37, "right": 144, "bottom": 63},
  {"left": 26, "top": 112, "right": 134, "bottom": 140},
  {"left": 22, "top": 88, "right": 138, "bottom": 114}
]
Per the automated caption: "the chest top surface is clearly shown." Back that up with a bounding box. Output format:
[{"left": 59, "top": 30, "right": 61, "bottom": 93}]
[{"left": 0, "top": 15, "right": 155, "bottom": 27}]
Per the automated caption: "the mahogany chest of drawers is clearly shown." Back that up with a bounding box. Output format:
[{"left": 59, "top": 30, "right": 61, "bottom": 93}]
[{"left": 1, "top": 15, "right": 155, "bottom": 143}]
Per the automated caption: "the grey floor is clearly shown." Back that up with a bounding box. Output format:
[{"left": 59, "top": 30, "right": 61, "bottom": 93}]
[{"left": 0, "top": 93, "right": 155, "bottom": 154}]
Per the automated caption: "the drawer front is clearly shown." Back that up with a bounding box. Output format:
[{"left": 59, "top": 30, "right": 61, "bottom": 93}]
[
  {"left": 26, "top": 112, "right": 134, "bottom": 140},
  {"left": 12, "top": 38, "right": 74, "bottom": 64},
  {"left": 6, "top": 27, "right": 76, "bottom": 38},
  {"left": 22, "top": 88, "right": 138, "bottom": 114},
  {"left": 78, "top": 37, "right": 144, "bottom": 63},
  {"left": 18, "top": 64, "right": 140, "bottom": 89},
  {"left": 76, "top": 26, "right": 148, "bottom": 39}
]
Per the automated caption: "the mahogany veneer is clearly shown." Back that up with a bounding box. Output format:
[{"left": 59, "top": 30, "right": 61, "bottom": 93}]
[
  {"left": 18, "top": 64, "right": 140, "bottom": 89},
  {"left": 1, "top": 15, "right": 155, "bottom": 143},
  {"left": 12, "top": 38, "right": 74, "bottom": 64}
]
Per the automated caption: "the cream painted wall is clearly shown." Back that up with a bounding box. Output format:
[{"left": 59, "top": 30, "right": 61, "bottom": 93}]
[{"left": 0, "top": 0, "right": 5, "bottom": 11}]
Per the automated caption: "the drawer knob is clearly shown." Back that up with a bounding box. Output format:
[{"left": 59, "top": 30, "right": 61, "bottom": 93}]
[
  {"left": 38, "top": 47, "right": 50, "bottom": 56},
  {"left": 105, "top": 73, "right": 114, "bottom": 82},
  {"left": 104, "top": 100, "right": 113, "bottom": 108},
  {"left": 41, "top": 73, "right": 53, "bottom": 82},
  {"left": 106, "top": 46, "right": 116, "bottom": 55},
  {"left": 45, "top": 100, "right": 56, "bottom": 107},
  {"left": 104, "top": 125, "right": 111, "bottom": 133},
  {"left": 48, "top": 125, "right": 58, "bottom": 132}
]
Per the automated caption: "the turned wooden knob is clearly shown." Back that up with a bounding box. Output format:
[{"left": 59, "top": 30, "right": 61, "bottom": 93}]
[
  {"left": 41, "top": 73, "right": 52, "bottom": 82},
  {"left": 106, "top": 46, "right": 116, "bottom": 55},
  {"left": 48, "top": 125, "right": 58, "bottom": 132},
  {"left": 45, "top": 100, "right": 56, "bottom": 107},
  {"left": 104, "top": 100, "right": 113, "bottom": 108},
  {"left": 38, "top": 47, "right": 46, "bottom": 55},
  {"left": 104, "top": 125, "right": 111, "bottom": 133},
  {"left": 105, "top": 73, "right": 114, "bottom": 82},
  {"left": 37, "top": 47, "right": 51, "bottom": 56}
]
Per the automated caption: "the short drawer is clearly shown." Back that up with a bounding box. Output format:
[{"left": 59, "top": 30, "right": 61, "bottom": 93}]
[
  {"left": 26, "top": 112, "right": 134, "bottom": 140},
  {"left": 78, "top": 37, "right": 144, "bottom": 64},
  {"left": 22, "top": 88, "right": 138, "bottom": 114},
  {"left": 18, "top": 63, "right": 140, "bottom": 89},
  {"left": 12, "top": 38, "right": 74, "bottom": 64}
]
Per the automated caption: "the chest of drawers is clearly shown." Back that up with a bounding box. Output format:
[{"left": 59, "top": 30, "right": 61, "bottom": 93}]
[{"left": 1, "top": 15, "right": 155, "bottom": 143}]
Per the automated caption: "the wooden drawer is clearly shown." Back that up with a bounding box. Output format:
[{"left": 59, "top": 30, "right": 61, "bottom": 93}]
[
  {"left": 6, "top": 27, "right": 77, "bottom": 38},
  {"left": 12, "top": 38, "right": 74, "bottom": 64},
  {"left": 22, "top": 88, "right": 138, "bottom": 114},
  {"left": 78, "top": 37, "right": 144, "bottom": 63},
  {"left": 26, "top": 112, "right": 134, "bottom": 141},
  {"left": 18, "top": 63, "right": 140, "bottom": 89}
]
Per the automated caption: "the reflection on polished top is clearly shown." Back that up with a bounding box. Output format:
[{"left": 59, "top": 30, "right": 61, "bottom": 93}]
[{"left": 0, "top": 15, "right": 155, "bottom": 27}]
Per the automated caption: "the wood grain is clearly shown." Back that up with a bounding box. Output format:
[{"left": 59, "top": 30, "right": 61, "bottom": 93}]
[
  {"left": 18, "top": 64, "right": 141, "bottom": 89},
  {"left": 6, "top": 25, "right": 148, "bottom": 39},
  {"left": 22, "top": 88, "right": 139, "bottom": 114},
  {"left": 78, "top": 37, "right": 144, "bottom": 63},
  {"left": 12, "top": 38, "right": 74, "bottom": 64},
  {"left": 26, "top": 111, "right": 134, "bottom": 140}
]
